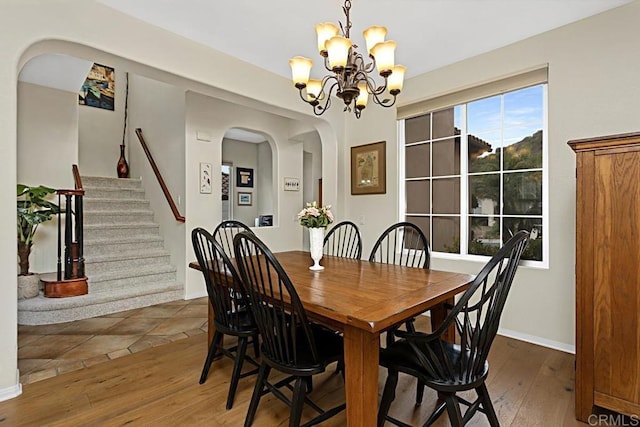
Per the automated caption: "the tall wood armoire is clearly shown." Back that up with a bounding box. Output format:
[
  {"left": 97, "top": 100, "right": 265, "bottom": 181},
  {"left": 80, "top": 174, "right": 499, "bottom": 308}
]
[{"left": 569, "top": 132, "right": 640, "bottom": 421}]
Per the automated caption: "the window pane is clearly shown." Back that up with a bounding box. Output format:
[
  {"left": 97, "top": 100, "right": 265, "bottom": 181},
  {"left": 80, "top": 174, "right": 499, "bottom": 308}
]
[
  {"left": 503, "top": 217, "right": 542, "bottom": 261},
  {"left": 468, "top": 95, "right": 501, "bottom": 134},
  {"left": 503, "top": 171, "right": 542, "bottom": 215},
  {"left": 405, "top": 143, "right": 430, "bottom": 178},
  {"left": 433, "top": 178, "right": 460, "bottom": 214},
  {"left": 432, "top": 107, "right": 457, "bottom": 139},
  {"left": 469, "top": 216, "right": 500, "bottom": 256},
  {"left": 469, "top": 130, "right": 501, "bottom": 173},
  {"left": 432, "top": 138, "right": 460, "bottom": 176},
  {"left": 405, "top": 216, "right": 431, "bottom": 246},
  {"left": 504, "top": 129, "right": 543, "bottom": 170},
  {"left": 469, "top": 174, "right": 499, "bottom": 215},
  {"left": 405, "top": 115, "right": 430, "bottom": 143},
  {"left": 406, "top": 180, "right": 430, "bottom": 214},
  {"left": 433, "top": 216, "right": 460, "bottom": 253},
  {"left": 504, "top": 85, "right": 543, "bottom": 130}
]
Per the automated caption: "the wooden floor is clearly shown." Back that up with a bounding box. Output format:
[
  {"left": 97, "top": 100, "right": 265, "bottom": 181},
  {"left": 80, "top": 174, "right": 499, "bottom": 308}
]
[{"left": 0, "top": 316, "right": 590, "bottom": 426}]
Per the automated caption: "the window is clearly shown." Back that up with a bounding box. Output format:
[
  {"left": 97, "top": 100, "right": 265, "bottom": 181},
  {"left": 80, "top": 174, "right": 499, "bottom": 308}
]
[{"left": 400, "top": 84, "right": 546, "bottom": 264}]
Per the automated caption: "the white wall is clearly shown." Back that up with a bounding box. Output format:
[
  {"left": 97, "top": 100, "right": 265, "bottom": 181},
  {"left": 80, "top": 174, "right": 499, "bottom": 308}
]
[
  {"left": 127, "top": 74, "right": 187, "bottom": 286},
  {"left": 78, "top": 67, "right": 127, "bottom": 178},
  {"left": 256, "top": 141, "right": 273, "bottom": 219},
  {"left": 345, "top": 1, "right": 640, "bottom": 352},
  {"left": 344, "top": 106, "right": 399, "bottom": 257},
  {"left": 17, "top": 82, "right": 78, "bottom": 275}
]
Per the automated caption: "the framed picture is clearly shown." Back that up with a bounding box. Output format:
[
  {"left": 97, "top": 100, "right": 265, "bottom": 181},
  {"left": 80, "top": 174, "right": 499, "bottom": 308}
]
[
  {"left": 238, "top": 192, "right": 252, "bottom": 206},
  {"left": 199, "top": 162, "right": 212, "bottom": 194},
  {"left": 236, "top": 167, "right": 254, "bottom": 188},
  {"left": 79, "top": 63, "right": 115, "bottom": 111},
  {"left": 351, "top": 141, "right": 386, "bottom": 195}
]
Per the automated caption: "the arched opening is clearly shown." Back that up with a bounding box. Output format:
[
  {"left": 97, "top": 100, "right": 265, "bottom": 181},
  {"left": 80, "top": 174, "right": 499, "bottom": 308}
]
[{"left": 221, "top": 128, "right": 275, "bottom": 227}]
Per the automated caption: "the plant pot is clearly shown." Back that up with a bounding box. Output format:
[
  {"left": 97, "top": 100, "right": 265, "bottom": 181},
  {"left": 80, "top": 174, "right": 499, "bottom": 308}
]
[{"left": 18, "top": 274, "right": 40, "bottom": 299}]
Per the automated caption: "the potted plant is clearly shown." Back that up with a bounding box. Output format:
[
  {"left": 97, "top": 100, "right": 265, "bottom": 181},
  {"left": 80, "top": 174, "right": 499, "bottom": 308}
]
[{"left": 17, "top": 184, "right": 59, "bottom": 299}]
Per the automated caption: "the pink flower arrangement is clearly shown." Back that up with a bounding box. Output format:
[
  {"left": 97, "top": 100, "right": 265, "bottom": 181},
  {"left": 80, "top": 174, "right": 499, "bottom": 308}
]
[{"left": 297, "top": 201, "right": 334, "bottom": 228}]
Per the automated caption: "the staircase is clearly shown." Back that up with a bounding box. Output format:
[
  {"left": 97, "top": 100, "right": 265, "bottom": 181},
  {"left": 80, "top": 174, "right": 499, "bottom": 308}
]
[{"left": 18, "top": 176, "right": 183, "bottom": 325}]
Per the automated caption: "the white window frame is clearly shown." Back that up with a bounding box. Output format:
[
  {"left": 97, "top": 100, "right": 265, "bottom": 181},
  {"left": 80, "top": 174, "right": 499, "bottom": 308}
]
[{"left": 398, "top": 84, "right": 549, "bottom": 268}]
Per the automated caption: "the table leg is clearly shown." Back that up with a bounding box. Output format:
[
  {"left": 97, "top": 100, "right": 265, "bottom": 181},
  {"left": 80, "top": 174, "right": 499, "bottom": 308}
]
[
  {"left": 430, "top": 297, "right": 456, "bottom": 342},
  {"left": 343, "top": 325, "right": 379, "bottom": 427}
]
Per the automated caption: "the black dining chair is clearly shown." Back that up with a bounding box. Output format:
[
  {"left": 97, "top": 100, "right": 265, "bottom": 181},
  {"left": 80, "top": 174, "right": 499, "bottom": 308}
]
[
  {"left": 191, "top": 227, "right": 260, "bottom": 409},
  {"left": 323, "top": 220, "right": 363, "bottom": 259},
  {"left": 233, "top": 231, "right": 346, "bottom": 427},
  {"left": 369, "top": 222, "right": 430, "bottom": 268},
  {"left": 377, "top": 230, "right": 530, "bottom": 427},
  {"left": 369, "top": 222, "right": 431, "bottom": 346},
  {"left": 212, "top": 220, "right": 254, "bottom": 257}
]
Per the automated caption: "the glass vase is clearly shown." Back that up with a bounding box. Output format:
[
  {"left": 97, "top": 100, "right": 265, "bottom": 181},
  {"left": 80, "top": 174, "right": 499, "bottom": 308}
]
[{"left": 308, "top": 227, "right": 325, "bottom": 271}]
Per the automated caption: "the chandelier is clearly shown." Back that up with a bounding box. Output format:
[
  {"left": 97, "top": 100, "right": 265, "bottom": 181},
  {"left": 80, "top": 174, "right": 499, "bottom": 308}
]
[{"left": 289, "top": 0, "right": 405, "bottom": 119}]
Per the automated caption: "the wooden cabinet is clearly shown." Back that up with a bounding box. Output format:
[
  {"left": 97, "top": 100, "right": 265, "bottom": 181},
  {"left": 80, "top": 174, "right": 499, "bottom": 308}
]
[{"left": 570, "top": 132, "right": 640, "bottom": 421}]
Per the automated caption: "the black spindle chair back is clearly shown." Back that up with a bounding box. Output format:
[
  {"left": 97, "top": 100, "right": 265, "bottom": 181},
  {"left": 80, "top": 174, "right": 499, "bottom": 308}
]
[
  {"left": 369, "top": 222, "right": 430, "bottom": 268},
  {"left": 323, "top": 220, "right": 362, "bottom": 259},
  {"left": 212, "top": 220, "right": 253, "bottom": 257},
  {"left": 233, "top": 231, "right": 320, "bottom": 371}
]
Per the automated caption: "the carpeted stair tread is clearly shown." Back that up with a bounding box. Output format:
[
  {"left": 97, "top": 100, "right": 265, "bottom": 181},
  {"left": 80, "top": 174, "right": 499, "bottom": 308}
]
[
  {"left": 84, "top": 248, "right": 171, "bottom": 263},
  {"left": 84, "top": 235, "right": 164, "bottom": 245},
  {"left": 84, "top": 222, "right": 159, "bottom": 230},
  {"left": 87, "top": 263, "right": 177, "bottom": 283},
  {"left": 18, "top": 281, "right": 182, "bottom": 311}
]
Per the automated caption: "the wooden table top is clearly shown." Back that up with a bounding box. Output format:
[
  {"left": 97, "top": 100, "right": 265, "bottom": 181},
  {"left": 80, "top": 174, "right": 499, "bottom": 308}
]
[{"left": 190, "top": 250, "right": 474, "bottom": 334}]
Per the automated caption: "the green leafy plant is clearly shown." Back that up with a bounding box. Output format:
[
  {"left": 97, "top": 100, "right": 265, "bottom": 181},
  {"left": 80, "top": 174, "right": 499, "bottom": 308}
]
[
  {"left": 297, "top": 201, "right": 334, "bottom": 228},
  {"left": 17, "top": 184, "right": 59, "bottom": 276}
]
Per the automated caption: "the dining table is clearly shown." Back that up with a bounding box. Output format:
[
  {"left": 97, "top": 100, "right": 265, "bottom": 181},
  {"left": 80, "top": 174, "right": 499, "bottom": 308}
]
[{"left": 189, "top": 250, "right": 474, "bottom": 427}]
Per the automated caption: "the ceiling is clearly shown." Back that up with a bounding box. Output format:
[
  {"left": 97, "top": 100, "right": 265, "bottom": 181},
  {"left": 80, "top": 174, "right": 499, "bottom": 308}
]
[{"left": 97, "top": 0, "right": 631, "bottom": 80}]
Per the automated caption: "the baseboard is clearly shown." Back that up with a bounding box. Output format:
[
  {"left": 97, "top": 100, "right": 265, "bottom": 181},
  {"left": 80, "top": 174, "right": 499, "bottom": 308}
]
[
  {"left": 0, "top": 371, "right": 22, "bottom": 402},
  {"left": 184, "top": 290, "right": 207, "bottom": 300},
  {"left": 498, "top": 327, "right": 575, "bottom": 354},
  {"left": 419, "top": 313, "right": 575, "bottom": 354}
]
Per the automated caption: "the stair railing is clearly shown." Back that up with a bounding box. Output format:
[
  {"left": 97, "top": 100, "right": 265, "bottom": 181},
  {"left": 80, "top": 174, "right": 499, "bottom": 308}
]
[
  {"left": 134, "top": 128, "right": 185, "bottom": 223},
  {"left": 55, "top": 165, "right": 85, "bottom": 281}
]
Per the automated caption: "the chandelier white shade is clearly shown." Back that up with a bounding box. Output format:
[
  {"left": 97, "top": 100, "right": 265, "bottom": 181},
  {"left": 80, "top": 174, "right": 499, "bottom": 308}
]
[{"left": 289, "top": 0, "right": 405, "bottom": 119}]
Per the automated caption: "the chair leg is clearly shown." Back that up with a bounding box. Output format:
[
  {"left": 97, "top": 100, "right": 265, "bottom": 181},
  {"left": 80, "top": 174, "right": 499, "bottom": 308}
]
[
  {"left": 476, "top": 383, "right": 499, "bottom": 427},
  {"left": 289, "top": 377, "right": 307, "bottom": 427},
  {"left": 443, "top": 394, "right": 464, "bottom": 427},
  {"left": 385, "top": 326, "right": 399, "bottom": 347},
  {"left": 226, "top": 336, "right": 249, "bottom": 409},
  {"left": 252, "top": 334, "right": 260, "bottom": 357},
  {"left": 378, "top": 368, "right": 399, "bottom": 427},
  {"left": 416, "top": 379, "right": 425, "bottom": 406},
  {"left": 199, "top": 331, "right": 222, "bottom": 384},
  {"left": 304, "top": 376, "right": 313, "bottom": 393},
  {"left": 244, "top": 363, "right": 270, "bottom": 427}
]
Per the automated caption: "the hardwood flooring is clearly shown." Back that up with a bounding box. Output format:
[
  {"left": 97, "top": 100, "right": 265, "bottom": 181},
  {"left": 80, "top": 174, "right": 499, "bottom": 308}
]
[{"left": 0, "top": 316, "right": 591, "bottom": 426}]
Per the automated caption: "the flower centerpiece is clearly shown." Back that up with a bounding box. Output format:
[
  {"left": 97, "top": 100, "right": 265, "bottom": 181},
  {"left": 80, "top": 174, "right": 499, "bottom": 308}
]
[{"left": 298, "top": 202, "right": 333, "bottom": 270}]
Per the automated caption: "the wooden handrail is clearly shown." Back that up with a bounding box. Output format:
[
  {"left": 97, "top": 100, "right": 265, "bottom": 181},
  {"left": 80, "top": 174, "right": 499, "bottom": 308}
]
[
  {"left": 72, "top": 164, "right": 83, "bottom": 191},
  {"left": 135, "top": 128, "right": 185, "bottom": 223}
]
